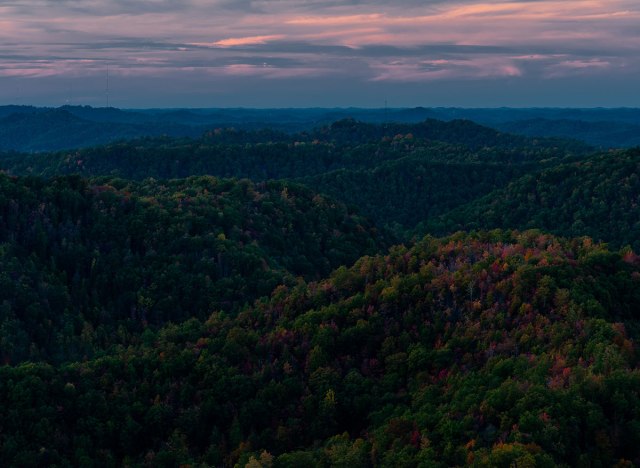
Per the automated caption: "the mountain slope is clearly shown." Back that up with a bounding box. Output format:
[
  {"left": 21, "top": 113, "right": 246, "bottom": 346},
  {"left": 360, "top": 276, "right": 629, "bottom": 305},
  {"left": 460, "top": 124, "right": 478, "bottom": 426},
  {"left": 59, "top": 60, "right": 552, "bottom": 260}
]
[
  {"left": 424, "top": 148, "right": 640, "bottom": 250},
  {"left": 0, "top": 119, "right": 590, "bottom": 238},
  {"left": 0, "top": 174, "right": 389, "bottom": 364},
  {"left": 0, "top": 231, "right": 639, "bottom": 466},
  {"left": 298, "top": 156, "right": 533, "bottom": 233}
]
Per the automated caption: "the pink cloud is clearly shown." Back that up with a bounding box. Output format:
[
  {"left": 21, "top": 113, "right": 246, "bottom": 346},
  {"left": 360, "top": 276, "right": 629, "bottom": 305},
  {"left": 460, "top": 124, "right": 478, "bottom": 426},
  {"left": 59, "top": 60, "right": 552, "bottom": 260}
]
[
  {"left": 193, "top": 35, "right": 286, "bottom": 48},
  {"left": 0, "top": 58, "right": 107, "bottom": 79},
  {"left": 274, "top": 1, "right": 640, "bottom": 48},
  {"left": 286, "top": 14, "right": 384, "bottom": 26},
  {"left": 0, "top": 0, "right": 638, "bottom": 89},
  {"left": 369, "top": 56, "right": 523, "bottom": 82},
  {"left": 545, "top": 58, "right": 614, "bottom": 77},
  {"left": 219, "top": 63, "right": 327, "bottom": 79}
]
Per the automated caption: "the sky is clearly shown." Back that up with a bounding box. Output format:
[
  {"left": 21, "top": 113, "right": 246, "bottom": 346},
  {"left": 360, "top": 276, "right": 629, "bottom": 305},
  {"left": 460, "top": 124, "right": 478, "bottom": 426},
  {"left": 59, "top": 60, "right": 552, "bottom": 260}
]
[{"left": 0, "top": 0, "right": 639, "bottom": 108}]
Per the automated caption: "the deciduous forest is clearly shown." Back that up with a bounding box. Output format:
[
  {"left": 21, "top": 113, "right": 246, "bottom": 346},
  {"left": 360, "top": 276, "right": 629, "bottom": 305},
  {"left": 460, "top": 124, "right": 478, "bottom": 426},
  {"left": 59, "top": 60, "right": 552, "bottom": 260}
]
[{"left": 1, "top": 111, "right": 639, "bottom": 466}]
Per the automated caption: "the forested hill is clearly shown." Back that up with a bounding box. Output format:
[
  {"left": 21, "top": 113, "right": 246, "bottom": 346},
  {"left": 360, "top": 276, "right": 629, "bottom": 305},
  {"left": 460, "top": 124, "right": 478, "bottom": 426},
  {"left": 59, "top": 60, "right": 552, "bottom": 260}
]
[
  {"left": 0, "top": 118, "right": 589, "bottom": 237},
  {"left": 1, "top": 231, "right": 639, "bottom": 466},
  {"left": 425, "top": 148, "right": 640, "bottom": 250},
  {"left": 495, "top": 118, "right": 640, "bottom": 148},
  {"left": 307, "top": 118, "right": 578, "bottom": 150},
  {"left": 2, "top": 110, "right": 640, "bottom": 467},
  {"left": 2, "top": 105, "right": 639, "bottom": 149},
  {"left": 0, "top": 109, "right": 204, "bottom": 152},
  {"left": 0, "top": 118, "right": 588, "bottom": 179},
  {"left": 0, "top": 173, "right": 389, "bottom": 364},
  {"left": 297, "top": 157, "right": 529, "bottom": 234}
]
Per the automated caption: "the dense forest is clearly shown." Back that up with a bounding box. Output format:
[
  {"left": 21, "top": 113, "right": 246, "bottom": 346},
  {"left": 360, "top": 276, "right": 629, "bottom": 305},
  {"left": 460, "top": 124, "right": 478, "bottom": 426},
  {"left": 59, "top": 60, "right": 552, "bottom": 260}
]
[
  {"left": 0, "top": 173, "right": 387, "bottom": 364},
  {"left": 2, "top": 105, "right": 639, "bottom": 150},
  {"left": 2, "top": 231, "right": 640, "bottom": 466},
  {"left": 1, "top": 114, "right": 640, "bottom": 466},
  {"left": 425, "top": 148, "right": 640, "bottom": 250},
  {"left": 0, "top": 118, "right": 589, "bottom": 235}
]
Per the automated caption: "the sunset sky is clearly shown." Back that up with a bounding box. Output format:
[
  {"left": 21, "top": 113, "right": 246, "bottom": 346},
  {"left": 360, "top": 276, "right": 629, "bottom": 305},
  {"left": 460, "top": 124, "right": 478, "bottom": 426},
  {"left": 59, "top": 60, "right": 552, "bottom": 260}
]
[{"left": 1, "top": 0, "right": 638, "bottom": 107}]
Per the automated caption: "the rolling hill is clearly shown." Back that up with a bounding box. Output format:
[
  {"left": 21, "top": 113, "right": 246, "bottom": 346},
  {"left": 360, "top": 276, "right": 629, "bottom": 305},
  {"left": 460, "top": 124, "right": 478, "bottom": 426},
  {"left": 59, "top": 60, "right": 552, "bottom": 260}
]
[
  {"left": 425, "top": 148, "right": 640, "bottom": 250},
  {"left": 0, "top": 173, "right": 389, "bottom": 364},
  {"left": 1, "top": 231, "right": 639, "bottom": 466}
]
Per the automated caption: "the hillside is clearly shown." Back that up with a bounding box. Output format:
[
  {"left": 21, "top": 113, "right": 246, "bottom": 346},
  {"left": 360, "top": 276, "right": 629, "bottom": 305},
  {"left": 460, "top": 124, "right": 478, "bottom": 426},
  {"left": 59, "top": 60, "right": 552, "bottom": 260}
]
[
  {"left": 2, "top": 113, "right": 639, "bottom": 466},
  {"left": 0, "top": 118, "right": 587, "bottom": 176},
  {"left": 425, "top": 148, "right": 640, "bottom": 250},
  {"left": 3, "top": 105, "right": 639, "bottom": 150},
  {"left": 0, "top": 109, "right": 204, "bottom": 152},
  {"left": 1, "top": 231, "right": 639, "bottom": 466},
  {"left": 298, "top": 156, "right": 532, "bottom": 233},
  {"left": 0, "top": 119, "right": 589, "bottom": 236},
  {"left": 495, "top": 118, "right": 640, "bottom": 148},
  {"left": 0, "top": 174, "right": 388, "bottom": 364}
]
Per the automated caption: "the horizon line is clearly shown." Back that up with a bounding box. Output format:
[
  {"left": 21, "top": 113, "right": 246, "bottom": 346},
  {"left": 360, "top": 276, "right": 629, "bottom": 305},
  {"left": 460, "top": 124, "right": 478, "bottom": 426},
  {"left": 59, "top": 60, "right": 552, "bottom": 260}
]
[{"left": 2, "top": 104, "right": 640, "bottom": 111}]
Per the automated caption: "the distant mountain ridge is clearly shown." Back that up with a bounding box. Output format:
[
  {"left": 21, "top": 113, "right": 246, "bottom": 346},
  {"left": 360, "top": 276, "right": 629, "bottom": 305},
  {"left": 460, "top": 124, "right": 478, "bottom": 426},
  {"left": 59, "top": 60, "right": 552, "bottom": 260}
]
[
  {"left": 494, "top": 118, "right": 640, "bottom": 148},
  {"left": 1, "top": 105, "right": 639, "bottom": 151},
  {"left": 0, "top": 117, "right": 589, "bottom": 241},
  {"left": 0, "top": 108, "right": 204, "bottom": 152}
]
